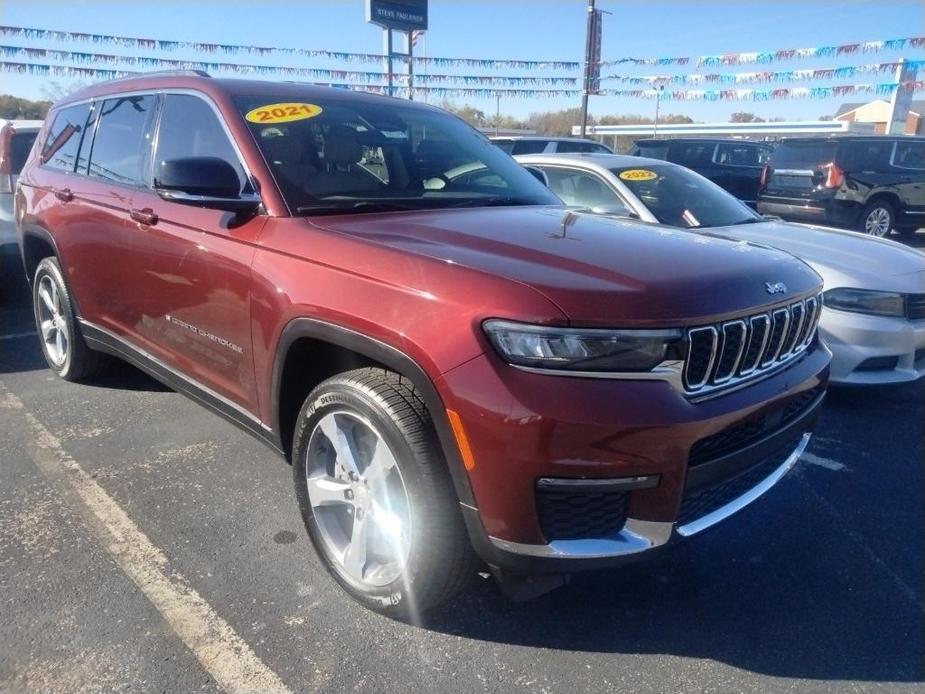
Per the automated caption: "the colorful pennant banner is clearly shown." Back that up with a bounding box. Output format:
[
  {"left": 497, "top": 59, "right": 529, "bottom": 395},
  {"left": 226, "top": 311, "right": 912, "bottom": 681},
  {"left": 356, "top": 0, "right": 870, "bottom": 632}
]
[
  {"left": 604, "top": 60, "right": 925, "bottom": 86},
  {"left": 0, "top": 45, "right": 577, "bottom": 86},
  {"left": 4, "top": 24, "right": 921, "bottom": 73},
  {"left": 2, "top": 60, "right": 921, "bottom": 101},
  {"left": 0, "top": 25, "right": 580, "bottom": 70}
]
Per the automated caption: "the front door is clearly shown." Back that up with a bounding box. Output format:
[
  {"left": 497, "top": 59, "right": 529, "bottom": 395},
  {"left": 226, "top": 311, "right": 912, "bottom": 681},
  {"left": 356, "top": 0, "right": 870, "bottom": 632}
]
[{"left": 125, "top": 93, "right": 265, "bottom": 412}]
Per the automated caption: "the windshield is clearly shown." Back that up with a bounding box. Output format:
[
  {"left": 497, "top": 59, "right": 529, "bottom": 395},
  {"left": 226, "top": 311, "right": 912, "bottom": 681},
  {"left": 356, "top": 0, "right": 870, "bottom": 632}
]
[
  {"left": 234, "top": 95, "right": 559, "bottom": 214},
  {"left": 612, "top": 164, "right": 760, "bottom": 228}
]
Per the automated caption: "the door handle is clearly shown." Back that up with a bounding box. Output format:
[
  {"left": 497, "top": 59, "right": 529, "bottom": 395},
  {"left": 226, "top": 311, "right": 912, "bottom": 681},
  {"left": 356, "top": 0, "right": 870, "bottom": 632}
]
[
  {"left": 54, "top": 188, "right": 73, "bottom": 202},
  {"left": 130, "top": 208, "right": 159, "bottom": 226}
]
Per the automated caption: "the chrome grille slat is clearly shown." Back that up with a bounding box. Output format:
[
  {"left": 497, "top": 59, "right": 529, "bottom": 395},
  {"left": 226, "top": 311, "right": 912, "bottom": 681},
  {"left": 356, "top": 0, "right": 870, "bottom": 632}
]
[{"left": 682, "top": 293, "right": 822, "bottom": 397}]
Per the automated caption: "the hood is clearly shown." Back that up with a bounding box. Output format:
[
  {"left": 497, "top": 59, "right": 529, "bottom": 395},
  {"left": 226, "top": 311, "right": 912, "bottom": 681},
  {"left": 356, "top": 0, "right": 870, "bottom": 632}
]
[
  {"left": 704, "top": 221, "right": 925, "bottom": 293},
  {"left": 311, "top": 207, "right": 821, "bottom": 326}
]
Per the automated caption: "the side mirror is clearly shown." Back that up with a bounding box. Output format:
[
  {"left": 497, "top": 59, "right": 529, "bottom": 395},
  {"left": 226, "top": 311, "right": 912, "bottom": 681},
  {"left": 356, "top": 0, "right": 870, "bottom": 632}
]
[
  {"left": 154, "top": 157, "right": 261, "bottom": 213},
  {"left": 523, "top": 166, "right": 549, "bottom": 187}
]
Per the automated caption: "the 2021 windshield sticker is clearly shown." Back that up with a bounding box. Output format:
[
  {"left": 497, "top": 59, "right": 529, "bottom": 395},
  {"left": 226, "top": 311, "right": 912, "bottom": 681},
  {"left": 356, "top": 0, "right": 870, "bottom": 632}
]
[
  {"left": 245, "top": 102, "right": 323, "bottom": 124},
  {"left": 618, "top": 169, "right": 658, "bottom": 182}
]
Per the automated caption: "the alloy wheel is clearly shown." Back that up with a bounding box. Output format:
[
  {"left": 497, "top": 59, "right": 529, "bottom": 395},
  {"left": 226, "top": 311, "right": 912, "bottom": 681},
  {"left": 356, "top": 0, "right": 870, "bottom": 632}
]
[
  {"left": 37, "top": 275, "right": 69, "bottom": 366},
  {"left": 864, "top": 207, "right": 891, "bottom": 237},
  {"left": 304, "top": 410, "right": 411, "bottom": 587}
]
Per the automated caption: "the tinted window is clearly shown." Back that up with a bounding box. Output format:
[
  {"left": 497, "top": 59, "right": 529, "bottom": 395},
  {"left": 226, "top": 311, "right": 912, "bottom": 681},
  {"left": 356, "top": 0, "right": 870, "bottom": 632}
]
[
  {"left": 88, "top": 95, "right": 156, "bottom": 186},
  {"left": 235, "top": 95, "right": 558, "bottom": 213},
  {"left": 543, "top": 168, "right": 623, "bottom": 208},
  {"left": 771, "top": 141, "right": 837, "bottom": 169},
  {"left": 634, "top": 142, "right": 669, "bottom": 160},
  {"left": 511, "top": 140, "right": 549, "bottom": 155},
  {"left": 10, "top": 131, "right": 38, "bottom": 173},
  {"left": 667, "top": 142, "right": 715, "bottom": 167},
  {"left": 715, "top": 143, "right": 765, "bottom": 167},
  {"left": 492, "top": 139, "right": 515, "bottom": 153},
  {"left": 41, "top": 104, "right": 91, "bottom": 173},
  {"left": 841, "top": 140, "right": 892, "bottom": 171},
  {"left": 611, "top": 164, "right": 758, "bottom": 228},
  {"left": 893, "top": 141, "right": 925, "bottom": 170},
  {"left": 155, "top": 94, "right": 246, "bottom": 192}
]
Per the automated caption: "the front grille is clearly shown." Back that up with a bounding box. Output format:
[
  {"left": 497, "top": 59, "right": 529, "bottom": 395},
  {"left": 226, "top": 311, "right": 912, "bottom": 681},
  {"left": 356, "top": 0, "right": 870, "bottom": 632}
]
[
  {"left": 688, "top": 384, "right": 823, "bottom": 467},
  {"left": 683, "top": 294, "right": 821, "bottom": 395},
  {"left": 536, "top": 487, "right": 629, "bottom": 541},
  {"left": 677, "top": 438, "right": 800, "bottom": 527},
  {"left": 907, "top": 293, "right": 925, "bottom": 321}
]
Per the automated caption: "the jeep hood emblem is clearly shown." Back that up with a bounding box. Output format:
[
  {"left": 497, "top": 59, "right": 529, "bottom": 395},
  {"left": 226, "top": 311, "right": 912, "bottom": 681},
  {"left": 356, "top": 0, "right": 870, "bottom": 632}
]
[{"left": 765, "top": 281, "right": 788, "bottom": 295}]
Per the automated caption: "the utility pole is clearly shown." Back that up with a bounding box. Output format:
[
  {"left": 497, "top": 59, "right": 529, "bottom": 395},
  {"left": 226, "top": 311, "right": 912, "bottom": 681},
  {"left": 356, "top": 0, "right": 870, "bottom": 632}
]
[
  {"left": 496, "top": 93, "right": 501, "bottom": 136},
  {"left": 653, "top": 85, "right": 665, "bottom": 136},
  {"left": 579, "top": 0, "right": 595, "bottom": 138}
]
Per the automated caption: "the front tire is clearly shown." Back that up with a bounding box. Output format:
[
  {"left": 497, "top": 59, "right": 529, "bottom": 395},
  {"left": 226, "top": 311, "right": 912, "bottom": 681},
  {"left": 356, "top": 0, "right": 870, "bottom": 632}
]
[
  {"left": 859, "top": 200, "right": 894, "bottom": 237},
  {"left": 32, "top": 257, "right": 106, "bottom": 381},
  {"left": 292, "top": 368, "right": 476, "bottom": 618}
]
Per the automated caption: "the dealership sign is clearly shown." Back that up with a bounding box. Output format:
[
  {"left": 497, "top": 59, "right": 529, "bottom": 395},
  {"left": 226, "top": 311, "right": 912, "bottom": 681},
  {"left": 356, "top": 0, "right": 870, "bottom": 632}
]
[{"left": 366, "top": 0, "right": 428, "bottom": 31}]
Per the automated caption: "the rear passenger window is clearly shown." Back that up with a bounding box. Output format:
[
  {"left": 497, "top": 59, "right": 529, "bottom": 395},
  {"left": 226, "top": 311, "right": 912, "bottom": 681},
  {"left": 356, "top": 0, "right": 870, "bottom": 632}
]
[
  {"left": 892, "top": 141, "right": 925, "bottom": 170},
  {"left": 154, "top": 94, "right": 247, "bottom": 193},
  {"left": 511, "top": 140, "right": 548, "bottom": 155},
  {"left": 714, "top": 143, "right": 764, "bottom": 167},
  {"left": 668, "top": 143, "right": 714, "bottom": 167},
  {"left": 41, "top": 104, "right": 91, "bottom": 173},
  {"left": 841, "top": 141, "right": 892, "bottom": 171},
  {"left": 88, "top": 95, "right": 156, "bottom": 186}
]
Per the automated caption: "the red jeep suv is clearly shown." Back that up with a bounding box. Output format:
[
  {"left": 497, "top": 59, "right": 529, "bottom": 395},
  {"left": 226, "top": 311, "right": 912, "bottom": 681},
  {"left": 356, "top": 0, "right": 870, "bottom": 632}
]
[{"left": 16, "top": 73, "right": 829, "bottom": 616}]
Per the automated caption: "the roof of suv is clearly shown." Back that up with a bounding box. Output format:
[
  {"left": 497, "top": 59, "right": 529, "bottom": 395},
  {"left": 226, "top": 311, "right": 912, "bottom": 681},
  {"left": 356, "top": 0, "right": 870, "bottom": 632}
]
[
  {"left": 635, "top": 138, "right": 769, "bottom": 146},
  {"left": 489, "top": 136, "right": 604, "bottom": 143},
  {"left": 777, "top": 135, "right": 925, "bottom": 144},
  {"left": 54, "top": 74, "right": 438, "bottom": 113}
]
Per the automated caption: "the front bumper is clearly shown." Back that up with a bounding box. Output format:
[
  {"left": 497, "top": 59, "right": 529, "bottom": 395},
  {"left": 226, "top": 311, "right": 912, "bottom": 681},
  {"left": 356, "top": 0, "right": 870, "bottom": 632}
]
[
  {"left": 821, "top": 308, "right": 925, "bottom": 385},
  {"left": 439, "top": 342, "right": 829, "bottom": 573}
]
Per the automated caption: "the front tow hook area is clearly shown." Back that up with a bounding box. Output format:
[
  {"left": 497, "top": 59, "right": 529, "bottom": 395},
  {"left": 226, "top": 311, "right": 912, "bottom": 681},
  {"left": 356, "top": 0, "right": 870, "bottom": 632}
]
[{"left": 488, "top": 565, "right": 570, "bottom": 601}]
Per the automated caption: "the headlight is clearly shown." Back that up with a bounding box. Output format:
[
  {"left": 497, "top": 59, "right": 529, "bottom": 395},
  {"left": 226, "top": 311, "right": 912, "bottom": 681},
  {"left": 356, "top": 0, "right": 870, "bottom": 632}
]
[
  {"left": 483, "top": 320, "right": 683, "bottom": 372},
  {"left": 823, "top": 288, "right": 905, "bottom": 317}
]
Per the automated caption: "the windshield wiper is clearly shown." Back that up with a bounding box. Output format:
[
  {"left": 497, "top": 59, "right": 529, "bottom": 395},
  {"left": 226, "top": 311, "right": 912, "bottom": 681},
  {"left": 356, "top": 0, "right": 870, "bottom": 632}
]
[
  {"left": 296, "top": 201, "right": 417, "bottom": 216},
  {"left": 449, "top": 197, "right": 537, "bottom": 209}
]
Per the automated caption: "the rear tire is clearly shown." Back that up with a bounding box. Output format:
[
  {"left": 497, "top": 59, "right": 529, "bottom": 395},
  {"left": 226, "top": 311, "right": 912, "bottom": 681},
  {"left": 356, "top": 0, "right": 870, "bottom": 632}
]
[
  {"left": 292, "top": 367, "right": 477, "bottom": 618},
  {"left": 859, "top": 200, "right": 894, "bottom": 237},
  {"left": 32, "top": 257, "right": 106, "bottom": 381}
]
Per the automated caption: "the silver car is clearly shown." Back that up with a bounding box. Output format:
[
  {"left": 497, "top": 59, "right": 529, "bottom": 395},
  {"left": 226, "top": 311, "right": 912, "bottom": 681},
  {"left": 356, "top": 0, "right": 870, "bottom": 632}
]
[
  {"left": 1, "top": 119, "right": 43, "bottom": 250},
  {"left": 517, "top": 152, "right": 925, "bottom": 385}
]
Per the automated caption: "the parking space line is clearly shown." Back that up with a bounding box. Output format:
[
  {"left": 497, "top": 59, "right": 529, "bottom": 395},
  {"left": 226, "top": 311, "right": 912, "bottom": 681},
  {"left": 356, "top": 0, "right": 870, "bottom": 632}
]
[
  {"left": 801, "top": 451, "right": 846, "bottom": 471},
  {"left": 0, "top": 384, "right": 293, "bottom": 694},
  {"left": 0, "top": 331, "right": 38, "bottom": 341}
]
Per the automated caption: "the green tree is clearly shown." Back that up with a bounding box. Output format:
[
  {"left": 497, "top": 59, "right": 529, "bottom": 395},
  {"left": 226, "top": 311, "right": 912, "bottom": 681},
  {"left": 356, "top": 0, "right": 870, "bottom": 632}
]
[{"left": 0, "top": 94, "right": 52, "bottom": 119}]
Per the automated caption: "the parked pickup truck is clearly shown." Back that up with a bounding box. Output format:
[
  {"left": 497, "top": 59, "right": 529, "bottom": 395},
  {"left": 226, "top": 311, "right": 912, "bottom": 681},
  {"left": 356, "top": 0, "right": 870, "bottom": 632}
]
[{"left": 16, "top": 72, "right": 829, "bottom": 616}]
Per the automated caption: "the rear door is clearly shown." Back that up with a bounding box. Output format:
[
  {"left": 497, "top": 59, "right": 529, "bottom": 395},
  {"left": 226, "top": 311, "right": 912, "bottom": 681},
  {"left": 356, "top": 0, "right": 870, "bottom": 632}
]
[
  {"left": 889, "top": 139, "right": 925, "bottom": 223},
  {"left": 711, "top": 142, "right": 769, "bottom": 206},
  {"left": 125, "top": 92, "right": 265, "bottom": 411},
  {"left": 763, "top": 140, "right": 838, "bottom": 201}
]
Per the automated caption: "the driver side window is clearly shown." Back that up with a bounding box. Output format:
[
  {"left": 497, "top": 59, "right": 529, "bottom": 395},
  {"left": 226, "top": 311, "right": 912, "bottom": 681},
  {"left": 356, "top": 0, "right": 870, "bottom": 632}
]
[{"left": 156, "top": 94, "right": 248, "bottom": 193}]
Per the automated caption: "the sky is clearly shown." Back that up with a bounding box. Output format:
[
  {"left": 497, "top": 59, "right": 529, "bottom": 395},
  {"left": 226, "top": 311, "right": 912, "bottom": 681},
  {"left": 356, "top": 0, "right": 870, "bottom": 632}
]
[{"left": 2, "top": 0, "right": 924, "bottom": 124}]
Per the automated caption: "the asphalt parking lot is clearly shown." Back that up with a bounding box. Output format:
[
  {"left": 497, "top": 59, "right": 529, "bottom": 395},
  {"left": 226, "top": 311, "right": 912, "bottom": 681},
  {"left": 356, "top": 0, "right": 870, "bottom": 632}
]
[{"left": 0, "top": 242, "right": 922, "bottom": 693}]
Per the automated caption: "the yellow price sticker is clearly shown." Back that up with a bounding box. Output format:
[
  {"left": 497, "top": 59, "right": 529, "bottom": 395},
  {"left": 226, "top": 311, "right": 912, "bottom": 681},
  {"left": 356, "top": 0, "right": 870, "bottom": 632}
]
[
  {"left": 245, "top": 102, "right": 323, "bottom": 124},
  {"left": 618, "top": 169, "right": 658, "bottom": 182}
]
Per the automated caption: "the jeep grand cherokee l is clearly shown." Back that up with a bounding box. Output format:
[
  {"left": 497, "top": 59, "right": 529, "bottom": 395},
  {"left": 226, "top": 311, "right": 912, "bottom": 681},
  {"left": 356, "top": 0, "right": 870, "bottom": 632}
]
[{"left": 16, "top": 73, "right": 829, "bottom": 616}]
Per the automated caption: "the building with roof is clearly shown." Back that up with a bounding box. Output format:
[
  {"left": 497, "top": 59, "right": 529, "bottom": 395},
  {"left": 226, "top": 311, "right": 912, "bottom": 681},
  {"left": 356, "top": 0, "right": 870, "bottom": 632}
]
[{"left": 833, "top": 99, "right": 925, "bottom": 135}]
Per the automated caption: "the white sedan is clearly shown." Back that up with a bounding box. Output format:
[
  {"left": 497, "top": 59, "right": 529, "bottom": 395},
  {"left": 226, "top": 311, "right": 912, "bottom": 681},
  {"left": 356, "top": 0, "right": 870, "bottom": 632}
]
[{"left": 517, "top": 152, "right": 925, "bottom": 385}]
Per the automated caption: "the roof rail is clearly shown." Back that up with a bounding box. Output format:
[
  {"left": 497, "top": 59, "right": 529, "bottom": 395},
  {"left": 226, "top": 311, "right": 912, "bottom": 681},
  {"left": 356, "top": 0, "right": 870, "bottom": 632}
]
[{"left": 104, "top": 69, "right": 211, "bottom": 84}]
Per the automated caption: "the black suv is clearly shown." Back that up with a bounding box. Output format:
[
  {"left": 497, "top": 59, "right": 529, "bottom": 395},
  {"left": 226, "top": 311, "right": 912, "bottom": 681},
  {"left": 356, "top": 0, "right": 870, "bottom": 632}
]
[
  {"left": 757, "top": 136, "right": 925, "bottom": 237},
  {"left": 631, "top": 138, "right": 773, "bottom": 208}
]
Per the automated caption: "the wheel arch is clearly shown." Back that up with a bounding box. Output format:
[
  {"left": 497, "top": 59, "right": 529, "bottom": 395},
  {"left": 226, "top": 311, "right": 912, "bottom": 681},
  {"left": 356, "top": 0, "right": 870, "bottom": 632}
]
[{"left": 270, "top": 318, "right": 477, "bottom": 508}]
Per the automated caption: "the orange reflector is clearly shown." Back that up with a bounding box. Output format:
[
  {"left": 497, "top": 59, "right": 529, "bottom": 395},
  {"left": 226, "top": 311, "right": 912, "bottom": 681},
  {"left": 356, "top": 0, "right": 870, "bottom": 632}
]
[{"left": 446, "top": 409, "right": 476, "bottom": 471}]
